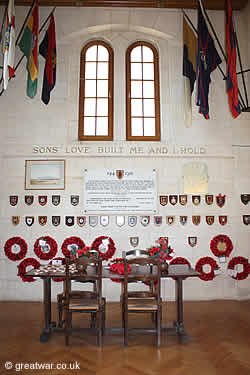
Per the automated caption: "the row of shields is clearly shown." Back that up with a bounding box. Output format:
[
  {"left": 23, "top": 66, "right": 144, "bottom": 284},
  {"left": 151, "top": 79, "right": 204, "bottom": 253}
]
[
  {"left": 129, "top": 236, "right": 199, "bottom": 247},
  {"left": 12, "top": 215, "right": 250, "bottom": 227},
  {"left": 160, "top": 194, "right": 226, "bottom": 207},
  {"left": 9, "top": 195, "right": 79, "bottom": 207}
]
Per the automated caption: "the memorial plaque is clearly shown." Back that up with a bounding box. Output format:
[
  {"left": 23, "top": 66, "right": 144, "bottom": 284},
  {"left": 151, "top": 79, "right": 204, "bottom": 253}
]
[{"left": 84, "top": 169, "right": 157, "bottom": 213}]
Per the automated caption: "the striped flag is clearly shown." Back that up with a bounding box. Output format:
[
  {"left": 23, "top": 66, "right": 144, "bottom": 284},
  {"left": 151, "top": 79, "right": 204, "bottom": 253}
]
[
  {"left": 196, "top": 0, "right": 222, "bottom": 119},
  {"left": 3, "top": 0, "right": 16, "bottom": 90},
  {"left": 183, "top": 16, "right": 197, "bottom": 127},
  {"left": 225, "top": 0, "right": 241, "bottom": 118},
  {"left": 19, "top": 0, "right": 39, "bottom": 98}
]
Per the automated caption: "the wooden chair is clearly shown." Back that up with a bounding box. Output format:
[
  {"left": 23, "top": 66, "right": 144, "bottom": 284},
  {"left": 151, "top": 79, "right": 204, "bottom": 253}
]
[
  {"left": 64, "top": 256, "right": 105, "bottom": 346},
  {"left": 122, "top": 252, "right": 162, "bottom": 347}
]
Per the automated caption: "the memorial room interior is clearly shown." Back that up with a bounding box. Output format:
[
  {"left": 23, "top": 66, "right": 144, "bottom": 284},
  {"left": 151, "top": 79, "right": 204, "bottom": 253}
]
[{"left": 0, "top": 0, "right": 250, "bottom": 374}]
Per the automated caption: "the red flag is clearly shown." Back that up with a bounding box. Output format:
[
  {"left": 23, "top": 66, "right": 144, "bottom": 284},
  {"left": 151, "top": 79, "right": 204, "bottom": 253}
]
[{"left": 225, "top": 0, "right": 241, "bottom": 118}]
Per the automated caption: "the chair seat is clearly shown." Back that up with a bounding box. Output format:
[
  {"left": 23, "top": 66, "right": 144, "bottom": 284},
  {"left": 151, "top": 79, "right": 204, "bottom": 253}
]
[
  {"left": 127, "top": 298, "right": 159, "bottom": 311},
  {"left": 69, "top": 297, "right": 105, "bottom": 311}
]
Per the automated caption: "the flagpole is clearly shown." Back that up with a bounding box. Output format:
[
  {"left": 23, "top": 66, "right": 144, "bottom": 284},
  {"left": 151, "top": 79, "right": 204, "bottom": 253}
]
[
  {"left": 0, "top": 6, "right": 56, "bottom": 97},
  {"left": 183, "top": 8, "right": 246, "bottom": 110},
  {"left": 234, "top": 31, "right": 249, "bottom": 109},
  {"left": 199, "top": 0, "right": 247, "bottom": 110}
]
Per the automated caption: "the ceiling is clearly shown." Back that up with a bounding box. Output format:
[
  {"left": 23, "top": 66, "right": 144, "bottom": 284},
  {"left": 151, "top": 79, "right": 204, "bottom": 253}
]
[{"left": 0, "top": 0, "right": 248, "bottom": 10}]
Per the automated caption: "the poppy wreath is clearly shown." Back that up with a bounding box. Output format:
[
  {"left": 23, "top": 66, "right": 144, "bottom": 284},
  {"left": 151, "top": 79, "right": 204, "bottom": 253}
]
[
  {"left": 34, "top": 236, "right": 58, "bottom": 260},
  {"left": 91, "top": 236, "right": 116, "bottom": 261},
  {"left": 49, "top": 257, "right": 65, "bottom": 282},
  {"left": 210, "top": 235, "right": 233, "bottom": 258},
  {"left": 4, "top": 237, "right": 28, "bottom": 261},
  {"left": 195, "top": 257, "right": 219, "bottom": 281},
  {"left": 61, "top": 237, "right": 85, "bottom": 258},
  {"left": 18, "top": 257, "right": 40, "bottom": 282},
  {"left": 108, "top": 258, "right": 132, "bottom": 283},
  {"left": 170, "top": 257, "right": 191, "bottom": 280},
  {"left": 228, "top": 256, "right": 249, "bottom": 280}
]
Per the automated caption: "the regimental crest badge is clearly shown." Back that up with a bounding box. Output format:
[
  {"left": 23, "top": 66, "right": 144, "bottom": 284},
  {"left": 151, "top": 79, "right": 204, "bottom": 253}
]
[
  {"left": 128, "top": 216, "right": 137, "bottom": 227},
  {"left": 166, "top": 216, "right": 175, "bottom": 225},
  {"left": 52, "top": 195, "right": 60, "bottom": 206},
  {"left": 71, "top": 195, "right": 79, "bottom": 206},
  {"left": 180, "top": 216, "right": 188, "bottom": 225},
  {"left": 25, "top": 216, "right": 34, "bottom": 226},
  {"left": 159, "top": 195, "right": 168, "bottom": 206},
  {"left": 179, "top": 195, "right": 187, "bottom": 205},
  {"left": 38, "top": 196, "right": 47, "bottom": 206},
  {"left": 154, "top": 216, "right": 162, "bottom": 226},
  {"left": 241, "top": 194, "right": 250, "bottom": 205},
  {"left": 25, "top": 195, "right": 34, "bottom": 206},
  {"left": 206, "top": 216, "right": 214, "bottom": 225},
  {"left": 77, "top": 216, "right": 86, "bottom": 227},
  {"left": 205, "top": 194, "right": 214, "bottom": 205},
  {"left": 192, "top": 195, "right": 201, "bottom": 205},
  {"left": 65, "top": 216, "right": 74, "bottom": 226},
  {"left": 89, "top": 216, "right": 98, "bottom": 227},
  {"left": 216, "top": 194, "right": 226, "bottom": 208},
  {"left": 192, "top": 216, "right": 200, "bottom": 225},
  {"left": 116, "top": 216, "right": 125, "bottom": 227},
  {"left": 116, "top": 170, "right": 124, "bottom": 179},
  {"left": 39, "top": 216, "right": 47, "bottom": 226},
  {"left": 100, "top": 216, "right": 109, "bottom": 227},
  {"left": 243, "top": 215, "right": 250, "bottom": 225},
  {"left": 52, "top": 216, "right": 60, "bottom": 226},
  {"left": 12, "top": 216, "right": 20, "bottom": 225},
  {"left": 219, "top": 216, "right": 227, "bottom": 225},
  {"left": 169, "top": 195, "right": 178, "bottom": 205},
  {"left": 141, "top": 216, "right": 150, "bottom": 226},
  {"left": 188, "top": 236, "right": 197, "bottom": 247},
  {"left": 130, "top": 237, "right": 139, "bottom": 248},
  {"left": 10, "top": 196, "right": 18, "bottom": 206}
]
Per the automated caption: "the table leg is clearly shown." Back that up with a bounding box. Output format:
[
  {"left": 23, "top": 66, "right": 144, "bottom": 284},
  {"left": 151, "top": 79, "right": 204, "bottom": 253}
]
[
  {"left": 174, "top": 278, "right": 189, "bottom": 343},
  {"left": 40, "top": 277, "right": 55, "bottom": 342}
]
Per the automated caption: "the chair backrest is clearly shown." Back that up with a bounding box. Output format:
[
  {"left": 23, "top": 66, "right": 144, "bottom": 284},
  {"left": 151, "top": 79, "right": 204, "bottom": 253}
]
[
  {"left": 122, "top": 252, "right": 161, "bottom": 304},
  {"left": 65, "top": 256, "right": 103, "bottom": 305},
  {"left": 125, "top": 249, "right": 149, "bottom": 258}
]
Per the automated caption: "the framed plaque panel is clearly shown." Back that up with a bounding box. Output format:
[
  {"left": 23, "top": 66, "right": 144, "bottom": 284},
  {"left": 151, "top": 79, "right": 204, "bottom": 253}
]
[
  {"left": 84, "top": 168, "right": 157, "bottom": 213},
  {"left": 25, "top": 160, "right": 65, "bottom": 190}
]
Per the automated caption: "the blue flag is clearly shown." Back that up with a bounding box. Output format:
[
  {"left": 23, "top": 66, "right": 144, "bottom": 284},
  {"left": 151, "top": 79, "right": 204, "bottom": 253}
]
[{"left": 196, "top": 1, "right": 222, "bottom": 119}]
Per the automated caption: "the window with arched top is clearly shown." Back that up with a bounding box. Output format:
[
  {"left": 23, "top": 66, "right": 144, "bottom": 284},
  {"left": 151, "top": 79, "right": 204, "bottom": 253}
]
[
  {"left": 126, "top": 42, "right": 160, "bottom": 141},
  {"left": 78, "top": 41, "right": 114, "bottom": 141}
]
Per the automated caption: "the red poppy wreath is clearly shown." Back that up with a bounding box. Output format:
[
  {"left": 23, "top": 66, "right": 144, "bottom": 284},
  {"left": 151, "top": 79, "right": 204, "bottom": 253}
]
[
  {"left": 195, "top": 257, "right": 219, "bottom": 281},
  {"left": 210, "top": 235, "right": 233, "bottom": 258},
  {"left": 170, "top": 257, "right": 191, "bottom": 280},
  {"left": 61, "top": 237, "right": 85, "bottom": 258},
  {"left": 91, "top": 236, "right": 116, "bottom": 261},
  {"left": 4, "top": 237, "right": 28, "bottom": 261},
  {"left": 18, "top": 257, "right": 41, "bottom": 282},
  {"left": 108, "top": 258, "right": 132, "bottom": 283},
  {"left": 228, "top": 256, "right": 249, "bottom": 280},
  {"left": 34, "top": 236, "right": 58, "bottom": 260}
]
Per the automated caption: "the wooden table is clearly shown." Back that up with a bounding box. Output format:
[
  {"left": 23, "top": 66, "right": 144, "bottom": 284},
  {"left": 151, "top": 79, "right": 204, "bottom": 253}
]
[{"left": 26, "top": 264, "right": 200, "bottom": 343}]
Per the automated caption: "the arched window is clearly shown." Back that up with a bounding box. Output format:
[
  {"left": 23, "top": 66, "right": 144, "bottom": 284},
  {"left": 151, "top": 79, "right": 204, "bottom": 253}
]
[
  {"left": 126, "top": 42, "right": 160, "bottom": 141},
  {"left": 78, "top": 41, "right": 114, "bottom": 141}
]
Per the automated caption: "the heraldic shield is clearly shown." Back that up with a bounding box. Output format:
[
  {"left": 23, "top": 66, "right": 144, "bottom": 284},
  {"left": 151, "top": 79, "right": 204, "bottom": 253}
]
[
  {"left": 25, "top": 195, "right": 34, "bottom": 205},
  {"left": 12, "top": 216, "right": 20, "bottom": 225},
  {"left": 206, "top": 216, "right": 214, "bottom": 225},
  {"left": 77, "top": 216, "right": 86, "bottom": 227},
  {"left": 10, "top": 196, "right": 18, "bottom": 206},
  {"left": 179, "top": 195, "right": 187, "bottom": 205},
  {"left": 241, "top": 194, "right": 250, "bottom": 205},
  {"left": 66, "top": 216, "right": 74, "bottom": 226},
  {"left": 52, "top": 216, "right": 60, "bottom": 227},
  {"left": 192, "top": 195, "right": 200, "bottom": 205},
  {"left": 205, "top": 194, "right": 214, "bottom": 205},
  {"left": 192, "top": 216, "right": 200, "bottom": 225},
  {"left": 216, "top": 194, "right": 226, "bottom": 208},
  {"left": 160, "top": 195, "right": 168, "bottom": 206},
  {"left": 130, "top": 237, "right": 139, "bottom": 247},
  {"left": 25, "top": 216, "right": 34, "bottom": 226},
  {"left": 52, "top": 195, "right": 60, "bottom": 206},
  {"left": 188, "top": 237, "right": 197, "bottom": 247},
  {"left": 38, "top": 196, "right": 47, "bottom": 206}
]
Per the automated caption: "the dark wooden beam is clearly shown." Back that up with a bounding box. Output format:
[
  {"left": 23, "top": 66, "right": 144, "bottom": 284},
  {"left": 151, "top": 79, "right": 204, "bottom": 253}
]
[{"left": 0, "top": 0, "right": 248, "bottom": 9}]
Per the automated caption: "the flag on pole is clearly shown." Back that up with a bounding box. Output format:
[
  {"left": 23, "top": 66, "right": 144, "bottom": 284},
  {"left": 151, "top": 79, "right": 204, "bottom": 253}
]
[
  {"left": 196, "top": 0, "right": 222, "bottom": 119},
  {"left": 39, "top": 14, "right": 56, "bottom": 104},
  {"left": 225, "top": 0, "right": 241, "bottom": 118},
  {"left": 183, "top": 15, "right": 197, "bottom": 127},
  {"left": 3, "top": 0, "right": 16, "bottom": 90},
  {"left": 19, "top": 0, "right": 39, "bottom": 98}
]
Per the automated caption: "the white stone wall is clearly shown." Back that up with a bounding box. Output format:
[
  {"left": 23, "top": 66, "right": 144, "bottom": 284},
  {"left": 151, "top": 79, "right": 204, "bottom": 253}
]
[{"left": 0, "top": 5, "right": 249, "bottom": 302}]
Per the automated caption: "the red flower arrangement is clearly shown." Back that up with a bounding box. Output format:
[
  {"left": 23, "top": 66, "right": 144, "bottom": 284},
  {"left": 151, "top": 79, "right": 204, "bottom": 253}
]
[
  {"left": 108, "top": 258, "right": 132, "bottom": 283},
  {"left": 70, "top": 245, "right": 99, "bottom": 260},
  {"left": 210, "top": 235, "right": 233, "bottom": 258},
  {"left": 91, "top": 236, "right": 116, "bottom": 261},
  {"left": 148, "top": 238, "right": 174, "bottom": 262},
  {"left": 195, "top": 257, "right": 219, "bottom": 281},
  {"left": 17, "top": 257, "right": 40, "bottom": 282},
  {"left": 228, "top": 256, "right": 249, "bottom": 280},
  {"left": 4, "top": 237, "right": 28, "bottom": 261},
  {"left": 61, "top": 237, "right": 85, "bottom": 258},
  {"left": 34, "top": 236, "right": 58, "bottom": 260}
]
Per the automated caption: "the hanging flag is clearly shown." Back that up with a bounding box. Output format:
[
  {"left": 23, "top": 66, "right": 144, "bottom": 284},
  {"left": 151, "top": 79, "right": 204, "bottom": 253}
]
[
  {"left": 39, "top": 13, "right": 56, "bottom": 104},
  {"left": 183, "top": 15, "right": 197, "bottom": 127},
  {"left": 225, "top": 0, "right": 241, "bottom": 118},
  {"left": 3, "top": 0, "right": 16, "bottom": 90},
  {"left": 19, "top": 0, "right": 39, "bottom": 98},
  {"left": 196, "top": 0, "right": 222, "bottom": 119}
]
